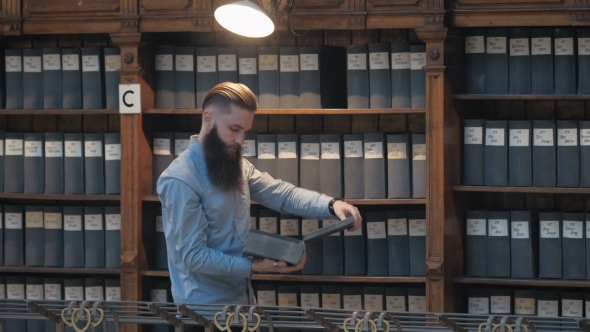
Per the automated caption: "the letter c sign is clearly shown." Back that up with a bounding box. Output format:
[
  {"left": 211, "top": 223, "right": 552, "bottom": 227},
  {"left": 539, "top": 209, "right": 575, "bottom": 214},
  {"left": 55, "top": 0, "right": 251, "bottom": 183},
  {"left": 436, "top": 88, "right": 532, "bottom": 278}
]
[{"left": 119, "top": 84, "right": 141, "bottom": 114}]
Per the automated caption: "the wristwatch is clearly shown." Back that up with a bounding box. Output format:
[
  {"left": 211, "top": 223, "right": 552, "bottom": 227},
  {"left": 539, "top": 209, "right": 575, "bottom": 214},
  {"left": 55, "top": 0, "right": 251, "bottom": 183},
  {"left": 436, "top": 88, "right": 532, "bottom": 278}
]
[{"left": 328, "top": 198, "right": 343, "bottom": 216}]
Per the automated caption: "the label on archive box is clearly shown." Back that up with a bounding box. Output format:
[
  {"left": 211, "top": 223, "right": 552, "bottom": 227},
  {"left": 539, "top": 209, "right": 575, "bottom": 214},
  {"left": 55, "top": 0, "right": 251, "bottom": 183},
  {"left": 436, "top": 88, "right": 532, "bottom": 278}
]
[
  {"left": 468, "top": 297, "right": 489, "bottom": 314},
  {"left": 278, "top": 142, "right": 297, "bottom": 159},
  {"left": 6, "top": 213, "right": 23, "bottom": 229},
  {"left": 105, "top": 55, "right": 121, "bottom": 72},
  {"left": 259, "top": 54, "right": 278, "bottom": 71},
  {"left": 45, "top": 284, "right": 62, "bottom": 300},
  {"left": 538, "top": 300, "right": 558, "bottom": 317},
  {"left": 218, "top": 54, "right": 237, "bottom": 72},
  {"left": 391, "top": 52, "right": 411, "bottom": 69},
  {"left": 280, "top": 219, "right": 299, "bottom": 236},
  {"left": 105, "top": 144, "right": 121, "bottom": 160},
  {"left": 534, "top": 128, "right": 553, "bottom": 146},
  {"left": 5, "top": 56, "right": 22, "bottom": 72},
  {"left": 387, "top": 143, "right": 407, "bottom": 159},
  {"left": 301, "top": 143, "right": 319, "bottom": 160},
  {"left": 6, "top": 139, "right": 23, "bottom": 155},
  {"left": 259, "top": 217, "right": 277, "bottom": 234},
  {"left": 65, "top": 286, "right": 84, "bottom": 301},
  {"left": 242, "top": 140, "right": 256, "bottom": 157},
  {"left": 301, "top": 220, "right": 319, "bottom": 236},
  {"left": 174, "top": 139, "right": 189, "bottom": 156},
  {"left": 106, "top": 214, "right": 121, "bottom": 231},
  {"left": 322, "top": 294, "right": 340, "bottom": 309},
  {"left": 509, "top": 129, "right": 530, "bottom": 146},
  {"left": 367, "top": 222, "right": 386, "bottom": 239},
  {"left": 562, "top": 299, "right": 583, "bottom": 317},
  {"left": 408, "top": 295, "right": 426, "bottom": 312},
  {"left": 365, "top": 294, "right": 383, "bottom": 311},
  {"left": 515, "top": 298, "right": 535, "bottom": 315},
  {"left": 555, "top": 38, "right": 574, "bottom": 55},
  {"left": 176, "top": 54, "right": 194, "bottom": 72},
  {"left": 412, "top": 144, "right": 426, "bottom": 160},
  {"left": 343, "top": 295, "right": 362, "bottom": 310},
  {"left": 410, "top": 52, "right": 426, "bottom": 70},
  {"left": 301, "top": 293, "right": 319, "bottom": 308},
  {"left": 532, "top": 38, "right": 551, "bottom": 55},
  {"left": 64, "top": 215, "right": 82, "bottom": 231},
  {"left": 364, "top": 141, "right": 384, "bottom": 159},
  {"left": 409, "top": 219, "right": 426, "bottom": 236},
  {"left": 280, "top": 55, "right": 299, "bottom": 72},
  {"left": 465, "top": 36, "right": 485, "bottom": 54},
  {"left": 491, "top": 296, "right": 511, "bottom": 314},
  {"left": 258, "top": 142, "right": 276, "bottom": 159},
  {"left": 344, "top": 141, "right": 363, "bottom": 158},
  {"left": 239, "top": 58, "right": 257, "bottom": 75},
  {"left": 26, "top": 284, "right": 43, "bottom": 300},
  {"left": 24, "top": 141, "right": 42, "bottom": 157},
  {"left": 486, "top": 128, "right": 505, "bottom": 146},
  {"left": 43, "top": 54, "right": 61, "bottom": 70},
  {"left": 510, "top": 38, "right": 529, "bottom": 56},
  {"left": 65, "top": 141, "right": 82, "bottom": 157},
  {"left": 45, "top": 141, "right": 63, "bottom": 157},
  {"left": 85, "top": 214, "right": 103, "bottom": 231},
  {"left": 512, "top": 221, "right": 529, "bottom": 239},
  {"left": 488, "top": 219, "right": 508, "bottom": 237},
  {"left": 558, "top": 128, "right": 578, "bottom": 146},
  {"left": 388, "top": 219, "right": 408, "bottom": 236},
  {"left": 321, "top": 142, "right": 340, "bottom": 160},
  {"left": 467, "top": 219, "right": 486, "bottom": 236},
  {"left": 487, "top": 37, "right": 507, "bottom": 54},
  {"left": 82, "top": 55, "right": 100, "bottom": 72},
  {"left": 156, "top": 54, "right": 173, "bottom": 71},
  {"left": 24, "top": 56, "right": 42, "bottom": 73},
  {"left": 278, "top": 293, "right": 297, "bottom": 307},
  {"left": 369, "top": 52, "right": 388, "bottom": 70},
  {"left": 153, "top": 138, "right": 171, "bottom": 155},
  {"left": 106, "top": 287, "right": 121, "bottom": 301},
  {"left": 62, "top": 54, "right": 79, "bottom": 71},
  {"left": 257, "top": 290, "right": 276, "bottom": 306},
  {"left": 563, "top": 221, "right": 583, "bottom": 239},
  {"left": 540, "top": 220, "right": 559, "bottom": 238},
  {"left": 300, "top": 54, "right": 318, "bottom": 71},
  {"left": 85, "top": 141, "right": 102, "bottom": 157},
  {"left": 151, "top": 289, "right": 167, "bottom": 303},
  {"left": 347, "top": 53, "right": 367, "bottom": 70},
  {"left": 7, "top": 284, "right": 25, "bottom": 300},
  {"left": 386, "top": 296, "right": 406, "bottom": 311},
  {"left": 197, "top": 56, "right": 215, "bottom": 73},
  {"left": 25, "top": 212, "right": 43, "bottom": 228}
]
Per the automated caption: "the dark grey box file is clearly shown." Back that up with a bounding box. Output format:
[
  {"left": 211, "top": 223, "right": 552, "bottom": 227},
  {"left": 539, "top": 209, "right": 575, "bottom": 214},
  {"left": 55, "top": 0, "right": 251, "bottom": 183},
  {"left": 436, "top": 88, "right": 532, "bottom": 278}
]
[
  {"left": 217, "top": 47, "right": 238, "bottom": 84},
  {"left": 411, "top": 134, "right": 426, "bottom": 198},
  {"left": 557, "top": 120, "right": 580, "bottom": 188},
  {"left": 6, "top": 276, "right": 26, "bottom": 332},
  {"left": 44, "top": 132, "right": 64, "bottom": 194},
  {"left": 320, "top": 134, "right": 343, "bottom": 198},
  {"left": 85, "top": 277, "right": 105, "bottom": 300},
  {"left": 174, "top": 46, "right": 196, "bottom": 109},
  {"left": 464, "top": 29, "right": 486, "bottom": 94},
  {"left": 5, "top": 205, "right": 24, "bottom": 266},
  {"left": 485, "top": 28, "right": 509, "bottom": 94},
  {"left": 4, "top": 132, "right": 24, "bottom": 193},
  {"left": 258, "top": 46, "right": 280, "bottom": 109},
  {"left": 581, "top": 121, "right": 590, "bottom": 187},
  {"left": 508, "top": 121, "right": 532, "bottom": 187},
  {"left": 302, "top": 219, "right": 322, "bottom": 275},
  {"left": 484, "top": 120, "right": 508, "bottom": 186},
  {"left": 343, "top": 134, "right": 364, "bottom": 199},
  {"left": 62, "top": 48, "right": 82, "bottom": 109},
  {"left": 277, "top": 285, "right": 299, "bottom": 331},
  {"left": 364, "top": 287, "right": 385, "bottom": 311},
  {"left": 279, "top": 47, "right": 300, "bottom": 109},
  {"left": 238, "top": 47, "right": 259, "bottom": 99},
  {"left": 342, "top": 287, "right": 363, "bottom": 310},
  {"left": 533, "top": 120, "right": 556, "bottom": 187},
  {"left": 299, "top": 46, "right": 346, "bottom": 109},
  {"left": 153, "top": 132, "right": 174, "bottom": 193},
  {"left": 43, "top": 278, "right": 62, "bottom": 332},
  {"left": 0, "top": 50, "right": 3, "bottom": 108},
  {"left": 64, "top": 133, "right": 84, "bottom": 195},
  {"left": 155, "top": 45, "right": 175, "bottom": 109},
  {"left": 42, "top": 48, "right": 62, "bottom": 109},
  {"left": 490, "top": 289, "right": 512, "bottom": 315},
  {"left": 587, "top": 213, "right": 590, "bottom": 279},
  {"left": 562, "top": 212, "right": 585, "bottom": 280},
  {"left": 410, "top": 44, "right": 426, "bottom": 108},
  {"left": 0, "top": 130, "right": 4, "bottom": 192},
  {"left": 487, "top": 211, "right": 510, "bottom": 277},
  {"left": 579, "top": 29, "right": 590, "bottom": 94},
  {"left": 84, "top": 206, "right": 104, "bottom": 268},
  {"left": 561, "top": 292, "right": 584, "bottom": 317},
  {"left": 514, "top": 290, "right": 537, "bottom": 315},
  {"left": 508, "top": 28, "right": 531, "bottom": 94},
  {"left": 368, "top": 43, "right": 391, "bottom": 108},
  {"left": 537, "top": 291, "right": 559, "bottom": 317},
  {"left": 364, "top": 132, "right": 386, "bottom": 199},
  {"left": 196, "top": 47, "right": 218, "bottom": 108},
  {"left": 343, "top": 220, "right": 365, "bottom": 276},
  {"left": 105, "top": 206, "right": 121, "bottom": 268},
  {"left": 26, "top": 276, "right": 45, "bottom": 332},
  {"left": 6, "top": 49, "right": 23, "bottom": 109},
  {"left": 407, "top": 287, "right": 426, "bottom": 312},
  {"left": 277, "top": 134, "right": 299, "bottom": 186},
  {"left": 300, "top": 285, "right": 321, "bottom": 308},
  {"left": 387, "top": 211, "right": 409, "bottom": 276},
  {"left": 554, "top": 27, "right": 577, "bottom": 94},
  {"left": 104, "top": 132, "right": 121, "bottom": 194},
  {"left": 531, "top": 29, "right": 554, "bottom": 94},
  {"left": 366, "top": 211, "right": 388, "bottom": 276},
  {"left": 173, "top": 132, "right": 191, "bottom": 159},
  {"left": 81, "top": 47, "right": 104, "bottom": 109},
  {"left": 463, "top": 119, "right": 485, "bottom": 185},
  {"left": 539, "top": 212, "right": 562, "bottom": 279},
  {"left": 257, "top": 134, "right": 278, "bottom": 179},
  {"left": 322, "top": 219, "right": 344, "bottom": 275},
  {"left": 346, "top": 45, "right": 369, "bottom": 108},
  {"left": 321, "top": 285, "right": 342, "bottom": 309},
  {"left": 84, "top": 133, "right": 105, "bottom": 195},
  {"left": 44, "top": 206, "right": 63, "bottom": 267},
  {"left": 0, "top": 205, "right": 3, "bottom": 265},
  {"left": 23, "top": 48, "right": 43, "bottom": 109},
  {"left": 63, "top": 206, "right": 84, "bottom": 268},
  {"left": 467, "top": 289, "right": 490, "bottom": 314},
  {"left": 385, "top": 288, "right": 407, "bottom": 311},
  {"left": 408, "top": 210, "right": 426, "bottom": 276},
  {"left": 155, "top": 211, "right": 168, "bottom": 270},
  {"left": 466, "top": 210, "right": 487, "bottom": 277},
  {"left": 243, "top": 132, "right": 257, "bottom": 168},
  {"left": 25, "top": 205, "right": 44, "bottom": 266},
  {"left": 24, "top": 132, "right": 44, "bottom": 194},
  {"left": 391, "top": 42, "right": 411, "bottom": 108},
  {"left": 300, "top": 135, "right": 321, "bottom": 192},
  {"left": 511, "top": 210, "right": 538, "bottom": 279},
  {"left": 280, "top": 214, "right": 301, "bottom": 275},
  {"left": 104, "top": 48, "right": 120, "bottom": 109},
  {"left": 387, "top": 133, "right": 411, "bottom": 198}
]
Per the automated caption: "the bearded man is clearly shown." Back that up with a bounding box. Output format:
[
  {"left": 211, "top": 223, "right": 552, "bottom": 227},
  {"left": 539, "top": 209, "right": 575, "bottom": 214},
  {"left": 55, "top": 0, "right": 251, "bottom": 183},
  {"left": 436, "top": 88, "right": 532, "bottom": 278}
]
[{"left": 157, "top": 82, "right": 362, "bottom": 305}]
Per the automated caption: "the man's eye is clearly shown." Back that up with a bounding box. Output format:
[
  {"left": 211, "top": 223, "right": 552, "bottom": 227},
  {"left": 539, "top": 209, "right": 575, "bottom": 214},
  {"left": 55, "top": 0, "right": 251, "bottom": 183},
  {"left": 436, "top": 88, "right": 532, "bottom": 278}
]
[{"left": 230, "top": 127, "right": 239, "bottom": 132}]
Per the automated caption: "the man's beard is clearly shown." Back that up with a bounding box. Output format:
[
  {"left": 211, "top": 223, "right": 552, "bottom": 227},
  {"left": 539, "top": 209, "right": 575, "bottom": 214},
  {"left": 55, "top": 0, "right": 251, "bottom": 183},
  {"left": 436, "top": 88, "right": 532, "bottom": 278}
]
[{"left": 203, "top": 125, "right": 244, "bottom": 192}]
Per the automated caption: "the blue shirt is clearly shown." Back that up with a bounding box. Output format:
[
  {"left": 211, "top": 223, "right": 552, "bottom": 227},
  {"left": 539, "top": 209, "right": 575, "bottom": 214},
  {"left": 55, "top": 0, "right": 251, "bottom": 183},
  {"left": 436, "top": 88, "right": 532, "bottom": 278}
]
[{"left": 157, "top": 137, "right": 334, "bottom": 305}]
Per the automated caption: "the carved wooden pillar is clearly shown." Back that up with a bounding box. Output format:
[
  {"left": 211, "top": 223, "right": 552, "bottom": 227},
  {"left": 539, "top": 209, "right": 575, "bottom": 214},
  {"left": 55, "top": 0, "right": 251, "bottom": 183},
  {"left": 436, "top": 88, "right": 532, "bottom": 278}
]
[{"left": 3, "top": 0, "right": 22, "bottom": 35}]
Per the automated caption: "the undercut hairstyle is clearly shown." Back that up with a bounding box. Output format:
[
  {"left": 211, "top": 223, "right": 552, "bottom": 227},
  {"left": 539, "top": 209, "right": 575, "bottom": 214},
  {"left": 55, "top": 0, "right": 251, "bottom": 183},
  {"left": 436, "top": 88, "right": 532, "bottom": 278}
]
[{"left": 202, "top": 82, "right": 258, "bottom": 113}]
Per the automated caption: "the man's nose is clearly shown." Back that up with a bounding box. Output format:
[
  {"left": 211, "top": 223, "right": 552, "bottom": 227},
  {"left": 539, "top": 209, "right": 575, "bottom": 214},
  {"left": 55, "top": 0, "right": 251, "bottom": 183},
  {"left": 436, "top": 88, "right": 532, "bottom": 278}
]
[{"left": 235, "top": 133, "right": 245, "bottom": 145}]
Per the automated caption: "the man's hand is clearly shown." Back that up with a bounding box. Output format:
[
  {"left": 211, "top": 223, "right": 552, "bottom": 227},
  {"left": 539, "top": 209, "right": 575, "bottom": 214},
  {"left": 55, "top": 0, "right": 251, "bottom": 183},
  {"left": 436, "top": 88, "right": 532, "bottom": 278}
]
[
  {"left": 252, "top": 254, "right": 307, "bottom": 273},
  {"left": 333, "top": 200, "right": 363, "bottom": 232}
]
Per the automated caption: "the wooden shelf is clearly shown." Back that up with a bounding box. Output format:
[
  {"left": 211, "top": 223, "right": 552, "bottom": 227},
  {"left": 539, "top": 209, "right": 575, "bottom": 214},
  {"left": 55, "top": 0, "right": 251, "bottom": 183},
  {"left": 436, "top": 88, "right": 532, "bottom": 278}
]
[
  {"left": 454, "top": 277, "right": 590, "bottom": 288},
  {"left": 453, "top": 94, "right": 590, "bottom": 101},
  {"left": 143, "top": 195, "right": 425, "bottom": 205},
  {"left": 0, "top": 109, "right": 119, "bottom": 115},
  {"left": 0, "top": 267, "right": 120, "bottom": 275},
  {"left": 0, "top": 193, "right": 121, "bottom": 201},
  {"left": 454, "top": 186, "right": 590, "bottom": 194},
  {"left": 143, "top": 108, "right": 426, "bottom": 115}
]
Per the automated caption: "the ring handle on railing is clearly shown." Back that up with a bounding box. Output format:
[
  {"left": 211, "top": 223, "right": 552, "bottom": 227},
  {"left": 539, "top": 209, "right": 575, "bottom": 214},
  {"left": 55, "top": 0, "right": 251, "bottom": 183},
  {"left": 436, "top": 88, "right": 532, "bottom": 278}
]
[
  {"left": 243, "top": 312, "right": 261, "bottom": 332},
  {"left": 215, "top": 312, "right": 234, "bottom": 331},
  {"left": 515, "top": 317, "right": 534, "bottom": 332},
  {"left": 343, "top": 318, "right": 354, "bottom": 332},
  {"left": 61, "top": 308, "right": 93, "bottom": 332}
]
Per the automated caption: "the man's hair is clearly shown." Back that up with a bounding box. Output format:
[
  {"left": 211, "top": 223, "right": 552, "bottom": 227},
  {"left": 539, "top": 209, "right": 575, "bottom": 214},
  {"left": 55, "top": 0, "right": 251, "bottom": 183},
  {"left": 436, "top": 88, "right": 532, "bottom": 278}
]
[{"left": 202, "top": 82, "right": 257, "bottom": 113}]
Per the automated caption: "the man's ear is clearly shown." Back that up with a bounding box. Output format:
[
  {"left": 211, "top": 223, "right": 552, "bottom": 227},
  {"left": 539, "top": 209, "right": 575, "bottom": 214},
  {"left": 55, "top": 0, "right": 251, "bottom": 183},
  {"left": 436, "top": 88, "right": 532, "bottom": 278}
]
[{"left": 202, "top": 110, "right": 215, "bottom": 130}]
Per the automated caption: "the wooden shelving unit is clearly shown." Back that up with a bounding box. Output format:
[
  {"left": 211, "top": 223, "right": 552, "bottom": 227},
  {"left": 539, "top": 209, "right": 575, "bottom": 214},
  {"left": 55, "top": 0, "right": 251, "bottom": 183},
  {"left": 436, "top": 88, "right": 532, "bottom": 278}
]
[
  {"left": 0, "top": 109, "right": 118, "bottom": 115},
  {"left": 143, "top": 108, "right": 426, "bottom": 115},
  {"left": 0, "top": 267, "right": 121, "bottom": 275},
  {"left": 453, "top": 94, "right": 590, "bottom": 101},
  {"left": 454, "top": 278, "right": 590, "bottom": 289},
  {"left": 142, "top": 194, "right": 426, "bottom": 205},
  {"left": 0, "top": 193, "right": 121, "bottom": 201},
  {"left": 453, "top": 186, "right": 590, "bottom": 194}
]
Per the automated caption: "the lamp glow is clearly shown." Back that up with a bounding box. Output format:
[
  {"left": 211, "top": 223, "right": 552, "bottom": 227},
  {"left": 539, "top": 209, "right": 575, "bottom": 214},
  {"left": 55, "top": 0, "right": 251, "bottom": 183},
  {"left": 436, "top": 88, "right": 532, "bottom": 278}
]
[{"left": 214, "top": 0, "right": 275, "bottom": 38}]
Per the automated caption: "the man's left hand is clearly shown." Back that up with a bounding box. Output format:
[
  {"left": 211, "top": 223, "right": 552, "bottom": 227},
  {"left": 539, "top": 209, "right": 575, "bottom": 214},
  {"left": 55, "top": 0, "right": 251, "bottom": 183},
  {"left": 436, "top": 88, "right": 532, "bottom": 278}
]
[{"left": 332, "top": 200, "right": 362, "bottom": 232}]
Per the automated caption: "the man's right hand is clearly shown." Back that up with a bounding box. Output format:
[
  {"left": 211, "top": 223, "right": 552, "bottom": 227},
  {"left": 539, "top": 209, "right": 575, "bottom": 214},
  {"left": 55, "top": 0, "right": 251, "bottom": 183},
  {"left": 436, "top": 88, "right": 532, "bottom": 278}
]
[{"left": 252, "top": 255, "right": 307, "bottom": 274}]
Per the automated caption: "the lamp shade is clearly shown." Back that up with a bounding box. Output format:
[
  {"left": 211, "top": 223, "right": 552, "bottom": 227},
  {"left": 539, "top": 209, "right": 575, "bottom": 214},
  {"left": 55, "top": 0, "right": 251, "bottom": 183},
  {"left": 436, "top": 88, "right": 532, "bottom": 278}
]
[{"left": 214, "top": 0, "right": 275, "bottom": 38}]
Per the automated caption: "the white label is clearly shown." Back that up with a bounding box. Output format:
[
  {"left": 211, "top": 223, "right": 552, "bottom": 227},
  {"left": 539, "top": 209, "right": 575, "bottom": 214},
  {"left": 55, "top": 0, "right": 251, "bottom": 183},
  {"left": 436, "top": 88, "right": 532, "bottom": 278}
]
[
  {"left": 491, "top": 296, "right": 511, "bottom": 314},
  {"left": 538, "top": 300, "right": 559, "bottom": 317},
  {"left": 467, "top": 219, "right": 486, "bottom": 236},
  {"left": 25, "top": 141, "right": 42, "bottom": 157},
  {"left": 409, "top": 219, "right": 426, "bottom": 236},
  {"left": 388, "top": 219, "right": 408, "bottom": 236},
  {"left": 86, "top": 286, "right": 104, "bottom": 301},
  {"left": 7, "top": 284, "right": 25, "bottom": 300},
  {"left": 106, "top": 214, "right": 121, "bottom": 231},
  {"left": 365, "top": 294, "right": 383, "bottom": 311},
  {"left": 367, "top": 222, "right": 386, "bottom": 239},
  {"left": 300, "top": 54, "right": 318, "bottom": 71},
  {"left": 411, "top": 52, "right": 426, "bottom": 70},
  {"left": 343, "top": 295, "right": 362, "bottom": 310},
  {"left": 45, "top": 284, "right": 62, "bottom": 300},
  {"left": 344, "top": 226, "right": 362, "bottom": 237},
  {"left": 43, "top": 54, "right": 61, "bottom": 70},
  {"left": 242, "top": 140, "right": 256, "bottom": 157},
  {"left": 106, "top": 287, "right": 121, "bottom": 301},
  {"left": 347, "top": 53, "right": 367, "bottom": 70},
  {"left": 63, "top": 54, "right": 79, "bottom": 71},
  {"left": 364, "top": 141, "right": 384, "bottom": 159},
  {"left": 468, "top": 297, "right": 490, "bottom": 314},
  {"left": 45, "top": 141, "right": 63, "bottom": 157},
  {"left": 26, "top": 284, "right": 44, "bottom": 300},
  {"left": 64, "top": 215, "right": 82, "bottom": 231},
  {"left": 344, "top": 141, "right": 363, "bottom": 158},
  {"left": 322, "top": 294, "right": 340, "bottom": 309},
  {"left": 105, "top": 144, "right": 121, "bottom": 160},
  {"left": 562, "top": 299, "right": 583, "bottom": 317},
  {"left": 44, "top": 213, "right": 62, "bottom": 229},
  {"left": 177, "top": 54, "right": 195, "bottom": 72},
  {"left": 0, "top": 140, "right": 3, "bottom": 156},
  {"left": 301, "top": 293, "right": 320, "bottom": 308},
  {"left": 258, "top": 142, "right": 276, "bottom": 159},
  {"left": 151, "top": 289, "right": 167, "bottom": 303},
  {"left": 387, "top": 143, "right": 407, "bottom": 159},
  {"left": 512, "top": 221, "right": 529, "bottom": 239},
  {"left": 259, "top": 217, "right": 277, "bottom": 234},
  {"left": 486, "top": 128, "right": 505, "bottom": 146},
  {"left": 465, "top": 127, "right": 483, "bottom": 145},
  {"left": 65, "top": 286, "right": 84, "bottom": 301},
  {"left": 532, "top": 38, "right": 551, "bottom": 55},
  {"left": 156, "top": 216, "right": 163, "bottom": 233},
  {"left": 257, "top": 290, "right": 276, "bottom": 306},
  {"left": 82, "top": 55, "right": 100, "bottom": 72},
  {"left": 579, "top": 38, "right": 590, "bottom": 55},
  {"left": 510, "top": 38, "right": 530, "bottom": 56},
  {"left": 392, "top": 52, "right": 411, "bottom": 70},
  {"left": 280, "top": 55, "right": 299, "bottom": 72},
  {"left": 239, "top": 58, "right": 257, "bottom": 75},
  {"left": 6, "top": 139, "right": 23, "bottom": 156},
  {"left": 6, "top": 213, "right": 23, "bottom": 229},
  {"left": 26, "top": 212, "right": 43, "bottom": 228},
  {"left": 465, "top": 36, "right": 485, "bottom": 54},
  {"left": 278, "top": 142, "right": 297, "bottom": 159},
  {"left": 302, "top": 219, "right": 319, "bottom": 236},
  {"left": 85, "top": 214, "right": 103, "bottom": 231},
  {"left": 558, "top": 128, "right": 578, "bottom": 146},
  {"left": 563, "top": 221, "right": 583, "bottom": 239},
  {"left": 509, "top": 129, "right": 530, "bottom": 147},
  {"left": 411, "top": 144, "right": 426, "bottom": 162},
  {"left": 153, "top": 138, "right": 171, "bottom": 155},
  {"left": 488, "top": 219, "right": 508, "bottom": 237},
  {"left": 5, "top": 55, "right": 22, "bottom": 72},
  {"left": 321, "top": 142, "right": 340, "bottom": 160},
  {"left": 65, "top": 141, "right": 82, "bottom": 157},
  {"left": 218, "top": 54, "right": 236, "bottom": 72},
  {"left": 487, "top": 37, "right": 507, "bottom": 54},
  {"left": 280, "top": 219, "right": 299, "bottom": 236},
  {"left": 555, "top": 38, "right": 574, "bottom": 56},
  {"left": 85, "top": 141, "right": 102, "bottom": 157},
  {"left": 278, "top": 293, "right": 297, "bottom": 307},
  {"left": 408, "top": 296, "right": 426, "bottom": 312},
  {"left": 259, "top": 54, "right": 278, "bottom": 71},
  {"left": 174, "top": 139, "right": 189, "bottom": 156},
  {"left": 387, "top": 296, "right": 406, "bottom": 311},
  {"left": 156, "top": 54, "right": 173, "bottom": 71},
  {"left": 515, "top": 297, "right": 535, "bottom": 315},
  {"left": 301, "top": 143, "right": 320, "bottom": 160},
  {"left": 323, "top": 220, "right": 340, "bottom": 237},
  {"left": 534, "top": 128, "right": 554, "bottom": 146},
  {"left": 24, "top": 56, "right": 42, "bottom": 73},
  {"left": 541, "top": 220, "right": 560, "bottom": 238},
  {"left": 580, "top": 129, "right": 590, "bottom": 146},
  {"left": 369, "top": 52, "right": 389, "bottom": 70},
  {"left": 105, "top": 55, "right": 121, "bottom": 72},
  {"left": 249, "top": 217, "right": 256, "bottom": 229}
]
